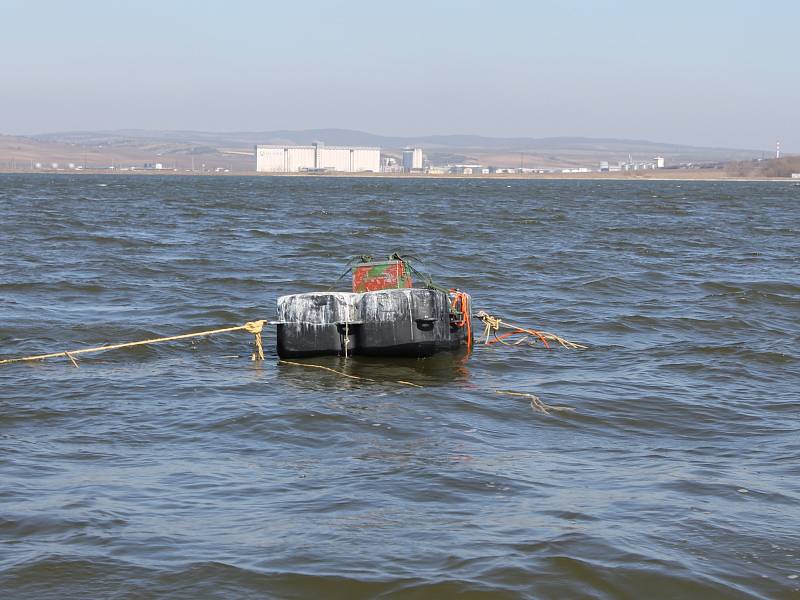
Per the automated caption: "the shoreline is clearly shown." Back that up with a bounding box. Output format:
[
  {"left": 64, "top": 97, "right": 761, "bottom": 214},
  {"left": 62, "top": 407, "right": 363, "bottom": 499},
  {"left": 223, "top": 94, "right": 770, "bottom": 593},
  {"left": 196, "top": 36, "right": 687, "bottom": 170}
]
[{"left": 0, "top": 168, "right": 795, "bottom": 183}]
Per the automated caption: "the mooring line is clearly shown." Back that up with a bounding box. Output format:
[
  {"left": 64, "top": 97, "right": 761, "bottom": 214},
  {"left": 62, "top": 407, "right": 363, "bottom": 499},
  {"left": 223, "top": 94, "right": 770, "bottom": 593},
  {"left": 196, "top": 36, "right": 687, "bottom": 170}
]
[{"left": 0, "top": 320, "right": 268, "bottom": 367}]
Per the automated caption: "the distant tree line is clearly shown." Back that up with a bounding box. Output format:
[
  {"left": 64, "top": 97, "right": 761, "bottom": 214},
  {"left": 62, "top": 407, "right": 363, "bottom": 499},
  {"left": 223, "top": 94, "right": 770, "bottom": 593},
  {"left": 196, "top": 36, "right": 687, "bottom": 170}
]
[{"left": 726, "top": 156, "right": 800, "bottom": 177}]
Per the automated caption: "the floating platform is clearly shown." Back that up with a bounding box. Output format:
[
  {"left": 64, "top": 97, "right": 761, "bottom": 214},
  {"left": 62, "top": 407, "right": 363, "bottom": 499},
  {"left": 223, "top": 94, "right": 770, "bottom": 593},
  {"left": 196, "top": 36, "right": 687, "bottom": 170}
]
[{"left": 276, "top": 287, "right": 472, "bottom": 358}]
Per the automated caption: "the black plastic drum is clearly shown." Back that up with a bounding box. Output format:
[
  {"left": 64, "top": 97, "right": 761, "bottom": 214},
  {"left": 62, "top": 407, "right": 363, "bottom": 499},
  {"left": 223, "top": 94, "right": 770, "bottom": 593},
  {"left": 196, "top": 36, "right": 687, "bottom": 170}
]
[{"left": 276, "top": 288, "right": 471, "bottom": 358}]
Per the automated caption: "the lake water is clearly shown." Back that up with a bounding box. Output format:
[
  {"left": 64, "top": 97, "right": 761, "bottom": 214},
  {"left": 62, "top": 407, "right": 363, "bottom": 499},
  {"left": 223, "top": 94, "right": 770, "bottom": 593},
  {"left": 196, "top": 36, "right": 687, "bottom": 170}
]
[{"left": 1, "top": 174, "right": 798, "bottom": 598}]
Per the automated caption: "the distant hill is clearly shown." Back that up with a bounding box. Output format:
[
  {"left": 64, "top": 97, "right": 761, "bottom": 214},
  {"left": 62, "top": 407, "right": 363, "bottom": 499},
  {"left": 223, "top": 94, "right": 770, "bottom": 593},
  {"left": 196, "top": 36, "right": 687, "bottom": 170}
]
[
  {"left": 0, "top": 128, "right": 767, "bottom": 171},
  {"left": 0, "top": 133, "right": 253, "bottom": 172}
]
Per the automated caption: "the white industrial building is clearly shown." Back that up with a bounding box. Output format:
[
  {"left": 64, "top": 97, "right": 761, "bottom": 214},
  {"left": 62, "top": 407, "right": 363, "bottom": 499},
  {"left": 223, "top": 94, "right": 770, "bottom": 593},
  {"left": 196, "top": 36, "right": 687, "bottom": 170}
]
[
  {"left": 450, "top": 164, "right": 485, "bottom": 175},
  {"left": 402, "top": 147, "right": 423, "bottom": 171},
  {"left": 256, "top": 142, "right": 380, "bottom": 173}
]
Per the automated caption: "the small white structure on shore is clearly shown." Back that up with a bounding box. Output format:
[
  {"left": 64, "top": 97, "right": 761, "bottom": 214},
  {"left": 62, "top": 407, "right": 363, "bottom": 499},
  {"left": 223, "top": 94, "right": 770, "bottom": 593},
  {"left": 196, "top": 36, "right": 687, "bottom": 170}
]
[
  {"left": 654, "top": 156, "right": 665, "bottom": 169},
  {"left": 450, "top": 164, "right": 484, "bottom": 175}
]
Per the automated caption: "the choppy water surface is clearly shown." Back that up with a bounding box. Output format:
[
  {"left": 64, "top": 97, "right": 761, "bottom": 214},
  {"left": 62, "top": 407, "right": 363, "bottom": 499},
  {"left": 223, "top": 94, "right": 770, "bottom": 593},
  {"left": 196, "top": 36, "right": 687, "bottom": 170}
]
[{"left": 1, "top": 174, "right": 798, "bottom": 598}]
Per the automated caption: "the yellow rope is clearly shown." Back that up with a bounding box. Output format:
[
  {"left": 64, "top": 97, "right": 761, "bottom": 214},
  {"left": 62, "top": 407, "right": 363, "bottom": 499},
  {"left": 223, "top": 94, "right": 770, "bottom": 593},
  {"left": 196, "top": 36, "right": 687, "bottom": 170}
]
[
  {"left": 480, "top": 312, "right": 501, "bottom": 344},
  {"left": 243, "top": 320, "right": 266, "bottom": 361},
  {"left": 0, "top": 320, "right": 267, "bottom": 367},
  {"left": 496, "top": 390, "right": 575, "bottom": 414}
]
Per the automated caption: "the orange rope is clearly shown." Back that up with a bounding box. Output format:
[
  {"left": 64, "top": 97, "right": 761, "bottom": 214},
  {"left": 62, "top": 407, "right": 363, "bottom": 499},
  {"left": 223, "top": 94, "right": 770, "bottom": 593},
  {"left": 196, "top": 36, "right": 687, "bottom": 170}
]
[
  {"left": 486, "top": 327, "right": 551, "bottom": 349},
  {"left": 486, "top": 330, "right": 524, "bottom": 344},
  {"left": 474, "top": 310, "right": 586, "bottom": 350},
  {"left": 449, "top": 290, "right": 473, "bottom": 350}
]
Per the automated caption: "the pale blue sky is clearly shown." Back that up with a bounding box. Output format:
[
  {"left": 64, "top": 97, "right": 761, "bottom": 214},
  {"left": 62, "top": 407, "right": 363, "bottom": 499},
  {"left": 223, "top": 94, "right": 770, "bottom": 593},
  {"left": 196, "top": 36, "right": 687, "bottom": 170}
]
[{"left": 2, "top": 0, "right": 798, "bottom": 150}]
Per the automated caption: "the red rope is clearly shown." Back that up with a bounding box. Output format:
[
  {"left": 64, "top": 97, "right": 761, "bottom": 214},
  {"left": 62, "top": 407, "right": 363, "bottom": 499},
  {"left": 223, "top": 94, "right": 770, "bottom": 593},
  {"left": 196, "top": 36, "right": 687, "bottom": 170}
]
[{"left": 486, "top": 328, "right": 551, "bottom": 349}]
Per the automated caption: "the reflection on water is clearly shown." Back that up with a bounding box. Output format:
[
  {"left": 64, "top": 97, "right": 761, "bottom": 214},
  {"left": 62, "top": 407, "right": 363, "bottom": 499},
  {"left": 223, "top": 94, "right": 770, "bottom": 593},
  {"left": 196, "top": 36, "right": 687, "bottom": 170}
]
[{"left": 275, "top": 350, "right": 473, "bottom": 391}]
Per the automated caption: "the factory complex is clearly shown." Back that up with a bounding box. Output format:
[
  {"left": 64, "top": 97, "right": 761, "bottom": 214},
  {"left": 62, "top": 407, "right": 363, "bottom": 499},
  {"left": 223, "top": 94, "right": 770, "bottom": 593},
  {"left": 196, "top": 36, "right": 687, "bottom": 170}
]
[{"left": 255, "top": 141, "right": 671, "bottom": 175}]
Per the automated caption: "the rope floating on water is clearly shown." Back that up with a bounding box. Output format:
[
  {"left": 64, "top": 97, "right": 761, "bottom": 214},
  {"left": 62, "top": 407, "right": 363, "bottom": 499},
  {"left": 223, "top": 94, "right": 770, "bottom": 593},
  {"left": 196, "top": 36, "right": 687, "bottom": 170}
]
[
  {"left": 475, "top": 310, "right": 587, "bottom": 350},
  {"left": 1, "top": 308, "right": 585, "bottom": 381},
  {"left": 0, "top": 313, "right": 575, "bottom": 414},
  {"left": 496, "top": 390, "right": 575, "bottom": 415},
  {"left": 0, "top": 320, "right": 268, "bottom": 367}
]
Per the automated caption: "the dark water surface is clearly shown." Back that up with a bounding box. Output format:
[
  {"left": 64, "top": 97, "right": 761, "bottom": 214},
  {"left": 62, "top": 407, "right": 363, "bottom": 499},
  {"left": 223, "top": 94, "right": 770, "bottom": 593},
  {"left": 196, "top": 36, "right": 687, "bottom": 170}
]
[{"left": 1, "top": 174, "right": 798, "bottom": 598}]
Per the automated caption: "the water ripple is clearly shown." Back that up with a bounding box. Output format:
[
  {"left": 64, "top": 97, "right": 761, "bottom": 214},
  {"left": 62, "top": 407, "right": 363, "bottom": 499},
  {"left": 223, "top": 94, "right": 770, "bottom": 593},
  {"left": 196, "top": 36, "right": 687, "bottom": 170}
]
[{"left": 1, "top": 175, "right": 799, "bottom": 597}]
